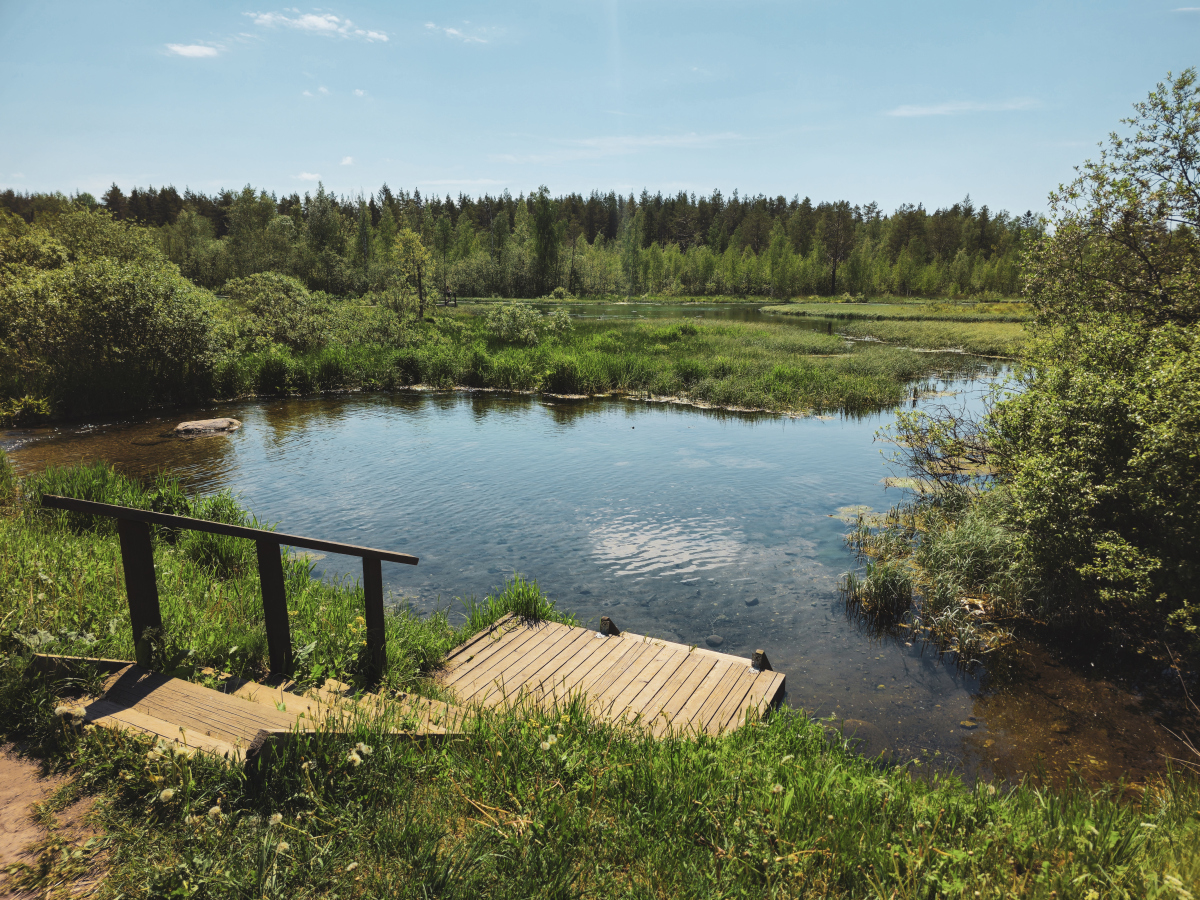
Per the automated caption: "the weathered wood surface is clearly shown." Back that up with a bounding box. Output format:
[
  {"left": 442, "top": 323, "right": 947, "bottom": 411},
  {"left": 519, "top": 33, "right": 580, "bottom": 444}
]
[
  {"left": 75, "top": 664, "right": 465, "bottom": 765},
  {"left": 436, "top": 614, "right": 785, "bottom": 735}
]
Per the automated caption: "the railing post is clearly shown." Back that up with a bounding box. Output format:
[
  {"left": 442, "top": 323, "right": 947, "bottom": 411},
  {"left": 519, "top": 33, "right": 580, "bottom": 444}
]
[
  {"left": 116, "top": 518, "right": 163, "bottom": 669},
  {"left": 256, "top": 540, "right": 293, "bottom": 678},
  {"left": 362, "top": 557, "right": 386, "bottom": 684}
]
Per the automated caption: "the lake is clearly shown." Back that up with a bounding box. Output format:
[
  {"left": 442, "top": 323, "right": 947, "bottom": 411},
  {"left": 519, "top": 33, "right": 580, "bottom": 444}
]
[{"left": 4, "top": 366, "right": 1186, "bottom": 785}]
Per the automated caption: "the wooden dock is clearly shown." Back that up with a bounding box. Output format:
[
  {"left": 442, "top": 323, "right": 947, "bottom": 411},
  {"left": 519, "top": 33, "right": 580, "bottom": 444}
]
[
  {"left": 63, "top": 662, "right": 463, "bottom": 764},
  {"left": 436, "top": 613, "right": 785, "bottom": 736}
]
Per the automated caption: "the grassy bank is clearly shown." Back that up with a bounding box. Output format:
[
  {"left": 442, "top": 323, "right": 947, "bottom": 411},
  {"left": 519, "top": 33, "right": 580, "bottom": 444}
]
[
  {"left": 213, "top": 310, "right": 964, "bottom": 415},
  {"left": 2, "top": 456, "right": 1199, "bottom": 897}
]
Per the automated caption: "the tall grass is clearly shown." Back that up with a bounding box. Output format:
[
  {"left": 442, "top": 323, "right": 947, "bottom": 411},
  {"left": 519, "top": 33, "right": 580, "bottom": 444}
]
[
  {"left": 211, "top": 313, "right": 957, "bottom": 414},
  {"left": 837, "top": 320, "right": 1027, "bottom": 358}
]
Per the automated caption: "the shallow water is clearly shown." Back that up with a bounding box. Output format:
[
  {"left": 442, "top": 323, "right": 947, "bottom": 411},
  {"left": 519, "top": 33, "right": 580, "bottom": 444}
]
[{"left": 5, "top": 378, "right": 1190, "bottom": 784}]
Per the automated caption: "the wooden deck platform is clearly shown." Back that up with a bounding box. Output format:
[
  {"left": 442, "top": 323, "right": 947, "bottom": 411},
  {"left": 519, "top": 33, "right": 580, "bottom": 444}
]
[
  {"left": 436, "top": 613, "right": 786, "bottom": 736},
  {"left": 69, "top": 663, "right": 463, "bottom": 764}
]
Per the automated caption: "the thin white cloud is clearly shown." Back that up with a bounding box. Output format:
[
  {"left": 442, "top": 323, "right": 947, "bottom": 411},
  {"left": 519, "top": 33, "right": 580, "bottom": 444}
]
[
  {"left": 494, "top": 132, "right": 742, "bottom": 165},
  {"left": 247, "top": 10, "right": 387, "bottom": 42},
  {"left": 1173, "top": 6, "right": 1200, "bottom": 10},
  {"left": 425, "top": 21, "right": 487, "bottom": 43},
  {"left": 353, "top": 88, "right": 365, "bottom": 96},
  {"left": 166, "top": 43, "right": 220, "bottom": 58},
  {"left": 341, "top": 156, "right": 354, "bottom": 166},
  {"left": 302, "top": 90, "right": 314, "bottom": 97},
  {"left": 318, "top": 86, "right": 329, "bottom": 95},
  {"left": 297, "top": 172, "right": 321, "bottom": 181},
  {"left": 886, "top": 98, "right": 1039, "bottom": 117}
]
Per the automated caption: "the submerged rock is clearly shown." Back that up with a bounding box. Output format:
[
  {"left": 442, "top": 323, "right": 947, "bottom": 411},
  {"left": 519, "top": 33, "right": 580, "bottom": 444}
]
[
  {"left": 705, "top": 634, "right": 724, "bottom": 648},
  {"left": 174, "top": 418, "right": 241, "bottom": 436},
  {"left": 744, "top": 597, "right": 759, "bottom": 607}
]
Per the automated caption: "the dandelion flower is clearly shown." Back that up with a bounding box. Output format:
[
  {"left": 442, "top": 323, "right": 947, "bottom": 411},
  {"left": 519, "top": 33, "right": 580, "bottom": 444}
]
[
  {"left": 159, "top": 788, "right": 175, "bottom": 802},
  {"left": 269, "top": 813, "right": 283, "bottom": 826},
  {"left": 347, "top": 750, "right": 362, "bottom": 767},
  {"left": 277, "top": 841, "right": 290, "bottom": 853},
  {"left": 346, "top": 861, "right": 358, "bottom": 872},
  {"left": 540, "top": 741, "right": 551, "bottom": 751},
  {"left": 771, "top": 784, "right": 784, "bottom": 794},
  {"left": 208, "top": 805, "right": 222, "bottom": 820},
  {"left": 355, "top": 742, "right": 373, "bottom": 756},
  {"left": 780, "top": 755, "right": 794, "bottom": 764},
  {"left": 495, "top": 751, "right": 502, "bottom": 758},
  {"left": 354, "top": 616, "right": 366, "bottom": 625}
]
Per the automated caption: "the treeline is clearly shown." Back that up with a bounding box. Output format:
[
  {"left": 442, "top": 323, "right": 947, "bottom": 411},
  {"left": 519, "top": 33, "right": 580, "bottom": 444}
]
[{"left": 0, "top": 183, "right": 1040, "bottom": 299}]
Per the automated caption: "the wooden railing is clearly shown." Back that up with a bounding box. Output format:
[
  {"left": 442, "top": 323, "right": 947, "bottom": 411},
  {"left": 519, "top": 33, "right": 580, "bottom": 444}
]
[{"left": 39, "top": 495, "right": 418, "bottom": 683}]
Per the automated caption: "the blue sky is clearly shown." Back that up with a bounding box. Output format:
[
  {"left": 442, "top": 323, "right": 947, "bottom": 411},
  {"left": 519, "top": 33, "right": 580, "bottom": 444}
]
[{"left": 1, "top": 1, "right": 1195, "bottom": 215}]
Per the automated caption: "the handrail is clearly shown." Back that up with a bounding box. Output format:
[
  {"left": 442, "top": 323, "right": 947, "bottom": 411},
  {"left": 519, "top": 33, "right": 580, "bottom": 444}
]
[
  {"left": 40, "top": 495, "right": 419, "bottom": 565},
  {"left": 39, "top": 494, "right": 418, "bottom": 683}
]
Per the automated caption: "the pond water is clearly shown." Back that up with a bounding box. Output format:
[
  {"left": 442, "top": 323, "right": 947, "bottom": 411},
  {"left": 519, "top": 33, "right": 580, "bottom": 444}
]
[{"left": 5, "top": 373, "right": 1189, "bottom": 785}]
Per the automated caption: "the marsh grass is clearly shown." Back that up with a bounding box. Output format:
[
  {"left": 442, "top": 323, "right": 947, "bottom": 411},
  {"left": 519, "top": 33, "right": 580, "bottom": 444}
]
[
  {"left": 215, "top": 311, "right": 954, "bottom": 415},
  {"left": 838, "top": 320, "right": 1027, "bottom": 358},
  {"left": 762, "top": 300, "right": 1030, "bottom": 322},
  {"left": 843, "top": 490, "right": 1023, "bottom": 660}
]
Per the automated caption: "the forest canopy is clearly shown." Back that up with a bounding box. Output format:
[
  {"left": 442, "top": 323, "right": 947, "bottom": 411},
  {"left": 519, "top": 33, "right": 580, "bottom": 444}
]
[{"left": 1, "top": 183, "right": 1038, "bottom": 300}]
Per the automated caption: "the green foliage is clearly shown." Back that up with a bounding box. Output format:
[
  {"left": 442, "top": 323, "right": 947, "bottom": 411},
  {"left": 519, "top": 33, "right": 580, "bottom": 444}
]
[
  {"left": 990, "top": 70, "right": 1200, "bottom": 636},
  {"left": 224, "top": 271, "right": 326, "bottom": 353},
  {"left": 484, "top": 302, "right": 570, "bottom": 345},
  {"left": 0, "top": 209, "right": 217, "bottom": 414}
]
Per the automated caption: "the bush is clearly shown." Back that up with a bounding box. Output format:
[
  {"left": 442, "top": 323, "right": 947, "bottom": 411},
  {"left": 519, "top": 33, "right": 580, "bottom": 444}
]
[
  {"left": 485, "top": 302, "right": 571, "bottom": 345},
  {"left": 223, "top": 272, "right": 326, "bottom": 353}
]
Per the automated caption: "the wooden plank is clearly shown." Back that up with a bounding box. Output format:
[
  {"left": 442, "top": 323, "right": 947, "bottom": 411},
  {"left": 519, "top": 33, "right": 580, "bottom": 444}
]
[
  {"left": 602, "top": 627, "right": 755, "bottom": 669},
  {"left": 454, "top": 621, "right": 581, "bottom": 698},
  {"left": 528, "top": 631, "right": 618, "bottom": 705},
  {"left": 82, "top": 698, "right": 244, "bottom": 761},
  {"left": 599, "top": 643, "right": 681, "bottom": 721},
  {"left": 442, "top": 622, "right": 567, "bottom": 695},
  {"left": 697, "top": 666, "right": 756, "bottom": 735},
  {"left": 468, "top": 626, "right": 597, "bottom": 707},
  {"left": 707, "top": 673, "right": 764, "bottom": 735},
  {"left": 586, "top": 641, "right": 668, "bottom": 716},
  {"left": 568, "top": 634, "right": 645, "bottom": 700},
  {"left": 667, "top": 660, "right": 740, "bottom": 735},
  {"left": 647, "top": 656, "right": 722, "bottom": 737},
  {"left": 634, "top": 653, "right": 714, "bottom": 730},
  {"left": 439, "top": 620, "right": 564, "bottom": 689},
  {"left": 542, "top": 633, "right": 631, "bottom": 702},
  {"left": 115, "top": 518, "right": 162, "bottom": 669},
  {"left": 41, "top": 495, "right": 418, "bottom": 566},
  {"left": 256, "top": 540, "right": 292, "bottom": 678},
  {"left": 715, "top": 670, "right": 785, "bottom": 734},
  {"left": 102, "top": 668, "right": 302, "bottom": 745},
  {"left": 439, "top": 613, "right": 517, "bottom": 666},
  {"left": 362, "top": 556, "right": 386, "bottom": 684}
]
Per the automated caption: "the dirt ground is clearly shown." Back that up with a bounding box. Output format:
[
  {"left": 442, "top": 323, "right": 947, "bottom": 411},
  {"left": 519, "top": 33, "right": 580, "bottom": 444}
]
[{"left": 0, "top": 746, "right": 103, "bottom": 899}]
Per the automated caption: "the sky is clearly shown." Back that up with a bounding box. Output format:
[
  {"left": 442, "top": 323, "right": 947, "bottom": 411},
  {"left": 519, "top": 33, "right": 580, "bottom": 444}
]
[{"left": 0, "top": 1, "right": 1196, "bottom": 216}]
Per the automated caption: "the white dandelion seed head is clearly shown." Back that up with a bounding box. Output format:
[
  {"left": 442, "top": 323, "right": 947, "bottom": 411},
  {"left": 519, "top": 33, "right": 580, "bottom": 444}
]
[
  {"left": 159, "top": 788, "right": 175, "bottom": 801},
  {"left": 771, "top": 784, "right": 784, "bottom": 794},
  {"left": 347, "top": 750, "right": 362, "bottom": 766},
  {"left": 269, "top": 813, "right": 283, "bottom": 826},
  {"left": 547, "top": 734, "right": 558, "bottom": 745},
  {"left": 277, "top": 841, "right": 290, "bottom": 853},
  {"left": 301, "top": 760, "right": 314, "bottom": 771},
  {"left": 355, "top": 742, "right": 372, "bottom": 756},
  {"left": 346, "top": 861, "right": 359, "bottom": 871},
  {"left": 539, "top": 741, "right": 551, "bottom": 751},
  {"left": 208, "top": 805, "right": 222, "bottom": 820}
]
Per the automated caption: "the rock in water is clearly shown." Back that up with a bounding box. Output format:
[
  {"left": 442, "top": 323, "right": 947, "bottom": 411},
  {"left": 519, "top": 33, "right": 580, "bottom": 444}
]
[
  {"left": 174, "top": 418, "right": 241, "bottom": 436},
  {"left": 743, "top": 597, "right": 759, "bottom": 607},
  {"left": 705, "top": 634, "right": 724, "bottom": 648}
]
